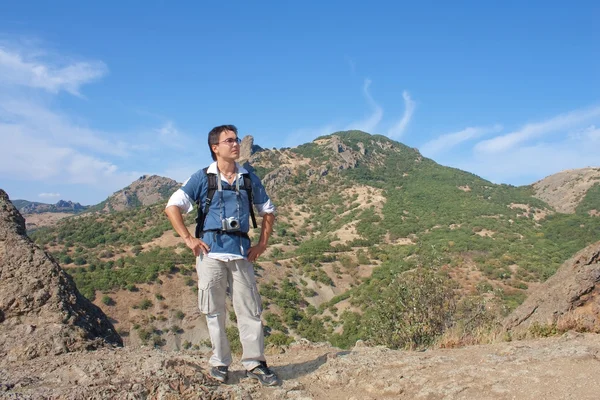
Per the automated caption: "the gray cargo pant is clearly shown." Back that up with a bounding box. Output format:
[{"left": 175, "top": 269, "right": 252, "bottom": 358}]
[{"left": 196, "top": 255, "right": 265, "bottom": 370}]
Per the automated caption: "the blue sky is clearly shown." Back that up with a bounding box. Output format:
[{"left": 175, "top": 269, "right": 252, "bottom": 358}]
[{"left": 1, "top": 1, "right": 598, "bottom": 205}]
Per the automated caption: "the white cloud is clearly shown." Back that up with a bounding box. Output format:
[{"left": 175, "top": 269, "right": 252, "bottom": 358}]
[
  {"left": 569, "top": 125, "right": 600, "bottom": 142},
  {"left": 155, "top": 121, "right": 189, "bottom": 150},
  {"left": 284, "top": 123, "right": 338, "bottom": 148},
  {"left": 436, "top": 105, "right": 600, "bottom": 185},
  {"left": 345, "top": 79, "right": 383, "bottom": 133},
  {"left": 38, "top": 192, "right": 60, "bottom": 198},
  {"left": 420, "top": 124, "right": 502, "bottom": 157},
  {"left": 345, "top": 55, "right": 356, "bottom": 75},
  {"left": 0, "top": 46, "right": 107, "bottom": 96},
  {"left": 283, "top": 80, "right": 415, "bottom": 147},
  {"left": 0, "top": 123, "right": 138, "bottom": 187},
  {"left": 455, "top": 139, "right": 600, "bottom": 186},
  {"left": 475, "top": 105, "right": 600, "bottom": 154},
  {"left": 387, "top": 91, "right": 416, "bottom": 139},
  {"left": 0, "top": 99, "right": 129, "bottom": 157}
]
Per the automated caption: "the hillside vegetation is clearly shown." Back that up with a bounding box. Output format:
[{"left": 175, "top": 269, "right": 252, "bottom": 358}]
[{"left": 30, "top": 131, "right": 600, "bottom": 351}]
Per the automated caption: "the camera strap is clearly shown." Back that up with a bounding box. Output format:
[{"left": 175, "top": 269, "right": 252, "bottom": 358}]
[
  {"left": 216, "top": 169, "right": 241, "bottom": 224},
  {"left": 194, "top": 167, "right": 258, "bottom": 238}
]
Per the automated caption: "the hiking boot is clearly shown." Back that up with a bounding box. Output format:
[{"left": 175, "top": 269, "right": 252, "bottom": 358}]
[
  {"left": 210, "top": 366, "right": 228, "bottom": 383},
  {"left": 246, "top": 361, "right": 280, "bottom": 386}
]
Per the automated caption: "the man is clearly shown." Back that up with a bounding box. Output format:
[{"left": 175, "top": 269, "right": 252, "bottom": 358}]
[{"left": 165, "top": 125, "right": 279, "bottom": 386}]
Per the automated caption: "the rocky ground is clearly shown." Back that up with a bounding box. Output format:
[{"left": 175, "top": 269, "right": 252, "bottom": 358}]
[{"left": 2, "top": 332, "right": 600, "bottom": 399}]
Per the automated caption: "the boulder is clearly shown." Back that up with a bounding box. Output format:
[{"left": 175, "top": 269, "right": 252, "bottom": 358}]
[
  {"left": 0, "top": 189, "right": 122, "bottom": 361},
  {"left": 504, "top": 241, "right": 600, "bottom": 335}
]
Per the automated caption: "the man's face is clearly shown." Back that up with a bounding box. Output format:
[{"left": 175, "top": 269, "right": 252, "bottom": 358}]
[{"left": 212, "top": 129, "right": 240, "bottom": 161}]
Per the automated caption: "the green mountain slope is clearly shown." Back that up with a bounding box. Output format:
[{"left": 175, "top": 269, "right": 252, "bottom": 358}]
[{"left": 30, "top": 130, "right": 600, "bottom": 350}]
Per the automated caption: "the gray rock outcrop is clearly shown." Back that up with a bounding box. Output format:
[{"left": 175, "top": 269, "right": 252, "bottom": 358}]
[
  {"left": 504, "top": 240, "right": 600, "bottom": 335},
  {"left": 0, "top": 189, "right": 122, "bottom": 361}
]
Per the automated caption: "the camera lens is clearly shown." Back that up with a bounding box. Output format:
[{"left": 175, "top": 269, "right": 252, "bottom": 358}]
[{"left": 230, "top": 220, "right": 238, "bottom": 228}]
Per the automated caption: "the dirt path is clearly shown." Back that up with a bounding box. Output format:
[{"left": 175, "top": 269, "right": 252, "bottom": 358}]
[
  {"left": 2, "top": 333, "right": 600, "bottom": 399},
  {"left": 250, "top": 333, "right": 600, "bottom": 400}
]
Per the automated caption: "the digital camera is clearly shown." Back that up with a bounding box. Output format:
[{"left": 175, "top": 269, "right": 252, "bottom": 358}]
[{"left": 222, "top": 216, "right": 240, "bottom": 232}]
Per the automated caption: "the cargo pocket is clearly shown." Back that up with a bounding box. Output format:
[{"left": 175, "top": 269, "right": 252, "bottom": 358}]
[{"left": 196, "top": 258, "right": 226, "bottom": 315}]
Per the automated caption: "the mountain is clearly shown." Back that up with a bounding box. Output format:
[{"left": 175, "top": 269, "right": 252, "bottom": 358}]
[
  {"left": 532, "top": 167, "right": 600, "bottom": 214},
  {"left": 27, "top": 130, "right": 600, "bottom": 352},
  {"left": 13, "top": 199, "right": 88, "bottom": 214},
  {"left": 90, "top": 174, "right": 180, "bottom": 213},
  {"left": 4, "top": 186, "right": 600, "bottom": 399}
]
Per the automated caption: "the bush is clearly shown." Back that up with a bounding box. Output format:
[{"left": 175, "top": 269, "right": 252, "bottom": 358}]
[
  {"left": 101, "top": 295, "right": 114, "bottom": 306},
  {"left": 363, "top": 267, "right": 456, "bottom": 350},
  {"left": 139, "top": 299, "right": 153, "bottom": 310},
  {"left": 266, "top": 332, "right": 294, "bottom": 346},
  {"left": 226, "top": 326, "right": 242, "bottom": 354}
]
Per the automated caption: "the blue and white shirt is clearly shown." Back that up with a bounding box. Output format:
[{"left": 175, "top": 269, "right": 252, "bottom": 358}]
[{"left": 166, "top": 162, "right": 275, "bottom": 261}]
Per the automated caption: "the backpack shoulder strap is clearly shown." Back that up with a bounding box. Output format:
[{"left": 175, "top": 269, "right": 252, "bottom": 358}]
[
  {"left": 242, "top": 173, "right": 258, "bottom": 229},
  {"left": 194, "top": 167, "right": 218, "bottom": 238}
]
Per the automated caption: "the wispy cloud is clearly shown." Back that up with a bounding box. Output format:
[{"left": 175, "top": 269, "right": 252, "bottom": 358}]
[
  {"left": 431, "top": 105, "right": 600, "bottom": 185},
  {"left": 420, "top": 124, "right": 502, "bottom": 157},
  {"left": 284, "top": 123, "right": 338, "bottom": 148},
  {"left": 155, "top": 121, "right": 189, "bottom": 150},
  {"left": 475, "top": 105, "right": 600, "bottom": 154},
  {"left": 38, "top": 192, "right": 60, "bottom": 198},
  {"left": 387, "top": 91, "right": 416, "bottom": 139},
  {"left": 455, "top": 139, "right": 600, "bottom": 186},
  {"left": 345, "top": 79, "right": 383, "bottom": 133},
  {"left": 0, "top": 46, "right": 107, "bottom": 96},
  {"left": 284, "top": 79, "right": 414, "bottom": 147},
  {"left": 0, "top": 99, "right": 129, "bottom": 157},
  {"left": 569, "top": 124, "right": 600, "bottom": 142},
  {"left": 345, "top": 55, "right": 356, "bottom": 75},
  {"left": 0, "top": 123, "right": 139, "bottom": 187}
]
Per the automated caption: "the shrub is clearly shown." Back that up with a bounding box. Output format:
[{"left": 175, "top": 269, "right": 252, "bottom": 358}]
[
  {"left": 101, "top": 295, "right": 114, "bottom": 306},
  {"left": 266, "top": 332, "right": 294, "bottom": 346},
  {"left": 226, "top": 326, "right": 242, "bottom": 354},
  {"left": 139, "top": 299, "right": 153, "bottom": 310},
  {"left": 174, "top": 310, "right": 185, "bottom": 320},
  {"left": 363, "top": 267, "right": 456, "bottom": 350}
]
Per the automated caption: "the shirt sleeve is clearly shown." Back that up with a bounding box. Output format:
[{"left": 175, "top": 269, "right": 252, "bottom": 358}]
[
  {"left": 166, "top": 188, "right": 194, "bottom": 214},
  {"left": 249, "top": 172, "right": 276, "bottom": 216},
  {"left": 166, "top": 169, "right": 207, "bottom": 214},
  {"left": 256, "top": 198, "right": 276, "bottom": 216}
]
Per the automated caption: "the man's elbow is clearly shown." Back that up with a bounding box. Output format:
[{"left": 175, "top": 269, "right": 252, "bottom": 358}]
[{"left": 164, "top": 204, "right": 179, "bottom": 218}]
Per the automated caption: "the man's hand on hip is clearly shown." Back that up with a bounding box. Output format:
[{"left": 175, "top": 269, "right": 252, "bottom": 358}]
[
  {"left": 184, "top": 236, "right": 210, "bottom": 257},
  {"left": 247, "top": 243, "right": 267, "bottom": 262}
]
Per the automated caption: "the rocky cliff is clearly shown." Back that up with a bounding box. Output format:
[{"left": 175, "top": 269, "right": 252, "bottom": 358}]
[
  {"left": 504, "top": 240, "right": 600, "bottom": 335},
  {"left": 0, "top": 189, "right": 122, "bottom": 361}
]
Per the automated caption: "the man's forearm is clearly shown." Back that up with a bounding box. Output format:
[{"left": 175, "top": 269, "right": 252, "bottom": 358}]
[
  {"left": 258, "top": 213, "right": 275, "bottom": 247},
  {"left": 165, "top": 205, "right": 193, "bottom": 240}
]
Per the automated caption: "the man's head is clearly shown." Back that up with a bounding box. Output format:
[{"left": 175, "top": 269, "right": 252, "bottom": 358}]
[{"left": 208, "top": 125, "right": 240, "bottom": 161}]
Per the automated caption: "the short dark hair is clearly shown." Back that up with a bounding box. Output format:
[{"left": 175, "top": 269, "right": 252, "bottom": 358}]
[{"left": 208, "top": 125, "right": 238, "bottom": 161}]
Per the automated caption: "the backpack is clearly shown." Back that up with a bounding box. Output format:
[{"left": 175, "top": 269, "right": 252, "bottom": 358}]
[{"left": 194, "top": 167, "right": 258, "bottom": 238}]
